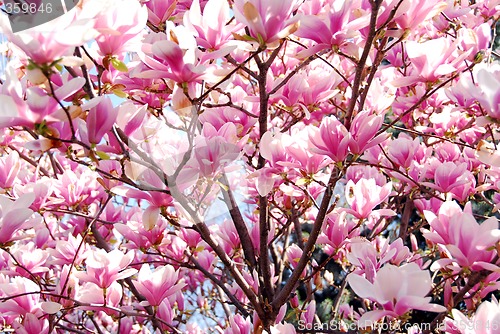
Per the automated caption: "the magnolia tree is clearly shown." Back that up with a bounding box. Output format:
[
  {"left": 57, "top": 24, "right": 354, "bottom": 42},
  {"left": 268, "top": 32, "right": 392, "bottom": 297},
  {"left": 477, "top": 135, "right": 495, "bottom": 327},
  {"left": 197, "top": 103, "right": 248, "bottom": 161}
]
[{"left": 0, "top": 0, "right": 499, "bottom": 333}]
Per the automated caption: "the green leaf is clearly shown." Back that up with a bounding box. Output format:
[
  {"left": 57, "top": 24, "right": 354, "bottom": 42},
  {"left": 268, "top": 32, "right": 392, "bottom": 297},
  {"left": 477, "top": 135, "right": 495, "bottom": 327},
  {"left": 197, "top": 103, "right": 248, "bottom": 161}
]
[
  {"left": 95, "top": 151, "right": 110, "bottom": 160},
  {"left": 112, "top": 89, "right": 128, "bottom": 98},
  {"left": 110, "top": 58, "right": 128, "bottom": 73}
]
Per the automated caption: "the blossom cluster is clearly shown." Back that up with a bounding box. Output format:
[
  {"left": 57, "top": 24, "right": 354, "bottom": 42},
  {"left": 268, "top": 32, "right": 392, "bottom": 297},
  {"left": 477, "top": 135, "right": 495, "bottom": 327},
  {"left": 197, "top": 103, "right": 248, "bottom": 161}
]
[{"left": 0, "top": 0, "right": 499, "bottom": 333}]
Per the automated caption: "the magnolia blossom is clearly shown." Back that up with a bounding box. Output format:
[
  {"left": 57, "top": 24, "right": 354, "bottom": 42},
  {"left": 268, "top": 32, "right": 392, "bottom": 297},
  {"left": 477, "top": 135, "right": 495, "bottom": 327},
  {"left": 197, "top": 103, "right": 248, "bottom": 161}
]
[
  {"left": 224, "top": 314, "right": 252, "bottom": 334},
  {"left": 473, "top": 63, "right": 500, "bottom": 119},
  {"left": 87, "top": 0, "right": 148, "bottom": 56},
  {"left": 0, "top": 10, "right": 97, "bottom": 64},
  {"left": 343, "top": 178, "right": 395, "bottom": 220},
  {"left": 0, "top": 0, "right": 497, "bottom": 331},
  {"left": 0, "top": 193, "right": 35, "bottom": 245},
  {"left": 347, "top": 263, "right": 447, "bottom": 325},
  {"left": 346, "top": 238, "right": 411, "bottom": 283},
  {"left": 423, "top": 201, "right": 500, "bottom": 271},
  {"left": 445, "top": 298, "right": 500, "bottom": 334},
  {"left": 81, "top": 96, "right": 118, "bottom": 145},
  {"left": 348, "top": 110, "right": 387, "bottom": 155},
  {"left": 395, "top": 37, "right": 468, "bottom": 86},
  {"left": 75, "top": 249, "right": 137, "bottom": 289},
  {"left": 421, "top": 162, "right": 471, "bottom": 197},
  {"left": 184, "top": 0, "right": 239, "bottom": 54},
  {"left": 309, "top": 116, "right": 351, "bottom": 163},
  {"left": 12, "top": 312, "right": 49, "bottom": 334},
  {"left": 233, "top": 0, "right": 299, "bottom": 46},
  {"left": 132, "top": 264, "right": 185, "bottom": 306},
  {"left": 0, "top": 151, "right": 21, "bottom": 189},
  {"left": 393, "top": 0, "right": 447, "bottom": 30},
  {"left": 318, "top": 211, "right": 358, "bottom": 254},
  {"left": 0, "top": 276, "right": 42, "bottom": 317},
  {"left": 0, "top": 66, "right": 85, "bottom": 128}
]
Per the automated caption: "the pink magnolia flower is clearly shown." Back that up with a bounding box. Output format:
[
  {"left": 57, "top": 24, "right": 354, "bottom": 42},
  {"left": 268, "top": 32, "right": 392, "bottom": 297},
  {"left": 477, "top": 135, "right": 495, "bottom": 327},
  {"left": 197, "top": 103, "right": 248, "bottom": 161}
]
[
  {"left": 309, "top": 116, "right": 351, "bottom": 163},
  {"left": 395, "top": 37, "right": 468, "bottom": 85},
  {"left": 115, "top": 209, "right": 168, "bottom": 249},
  {"left": 181, "top": 135, "right": 241, "bottom": 184},
  {"left": 296, "top": 0, "right": 370, "bottom": 55},
  {"left": 0, "top": 276, "right": 42, "bottom": 317},
  {"left": 157, "top": 299, "right": 175, "bottom": 331},
  {"left": 387, "top": 135, "right": 426, "bottom": 169},
  {"left": 476, "top": 140, "right": 500, "bottom": 168},
  {"left": 53, "top": 169, "right": 100, "bottom": 207},
  {"left": 92, "top": 0, "right": 147, "bottom": 56},
  {"left": 0, "top": 11, "right": 97, "bottom": 64},
  {"left": 77, "top": 281, "right": 123, "bottom": 310},
  {"left": 111, "top": 164, "right": 173, "bottom": 208},
  {"left": 132, "top": 264, "right": 185, "bottom": 306},
  {"left": 142, "top": 0, "right": 176, "bottom": 26},
  {"left": 457, "top": 24, "right": 491, "bottom": 62},
  {"left": 75, "top": 249, "right": 137, "bottom": 289},
  {"left": 345, "top": 165, "right": 387, "bottom": 187},
  {"left": 233, "top": 0, "right": 299, "bottom": 46},
  {"left": 346, "top": 238, "right": 410, "bottom": 283},
  {"left": 287, "top": 139, "right": 329, "bottom": 174},
  {"left": 259, "top": 131, "right": 290, "bottom": 168},
  {"left": 347, "top": 263, "right": 447, "bottom": 325},
  {"left": 267, "top": 322, "right": 296, "bottom": 334},
  {"left": 348, "top": 110, "right": 387, "bottom": 155},
  {"left": 446, "top": 71, "right": 479, "bottom": 109},
  {"left": 393, "top": 0, "right": 447, "bottom": 30},
  {"left": 275, "top": 66, "right": 340, "bottom": 110},
  {"left": 184, "top": 0, "right": 239, "bottom": 55},
  {"left": 343, "top": 178, "right": 394, "bottom": 220},
  {"left": 0, "top": 193, "right": 35, "bottom": 245},
  {"left": 199, "top": 105, "right": 257, "bottom": 137},
  {"left": 422, "top": 162, "right": 470, "bottom": 195},
  {"left": 285, "top": 244, "right": 304, "bottom": 276},
  {"left": 9, "top": 243, "right": 49, "bottom": 278},
  {"left": 423, "top": 201, "right": 500, "bottom": 271},
  {"left": 81, "top": 96, "right": 118, "bottom": 145},
  {"left": 445, "top": 298, "right": 500, "bottom": 334},
  {"left": 0, "top": 66, "right": 85, "bottom": 128},
  {"left": 202, "top": 122, "right": 247, "bottom": 150},
  {"left": 217, "top": 219, "right": 241, "bottom": 253},
  {"left": 250, "top": 167, "right": 280, "bottom": 197},
  {"left": 0, "top": 151, "right": 21, "bottom": 189},
  {"left": 53, "top": 265, "right": 79, "bottom": 309},
  {"left": 224, "top": 314, "right": 252, "bottom": 334},
  {"left": 448, "top": 171, "right": 476, "bottom": 203},
  {"left": 473, "top": 63, "right": 500, "bottom": 119},
  {"left": 12, "top": 312, "right": 49, "bottom": 334},
  {"left": 48, "top": 234, "right": 89, "bottom": 266},
  {"left": 363, "top": 76, "right": 397, "bottom": 114},
  {"left": 300, "top": 300, "right": 316, "bottom": 326},
  {"left": 318, "top": 211, "right": 359, "bottom": 255},
  {"left": 139, "top": 31, "right": 205, "bottom": 84}
]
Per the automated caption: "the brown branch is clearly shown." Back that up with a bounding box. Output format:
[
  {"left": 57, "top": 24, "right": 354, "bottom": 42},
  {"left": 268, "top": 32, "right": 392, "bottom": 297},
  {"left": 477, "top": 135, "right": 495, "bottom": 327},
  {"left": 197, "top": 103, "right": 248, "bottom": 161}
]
[
  {"left": 166, "top": 185, "right": 266, "bottom": 322},
  {"left": 344, "top": 0, "right": 382, "bottom": 130},
  {"left": 187, "top": 252, "right": 250, "bottom": 317},
  {"left": 8, "top": 145, "right": 50, "bottom": 177},
  {"left": 255, "top": 44, "right": 285, "bottom": 314},
  {"left": 220, "top": 173, "right": 257, "bottom": 269},
  {"left": 425, "top": 269, "right": 492, "bottom": 333},
  {"left": 399, "top": 197, "right": 414, "bottom": 240},
  {"left": 271, "top": 169, "right": 342, "bottom": 313},
  {"left": 74, "top": 47, "right": 95, "bottom": 99}
]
